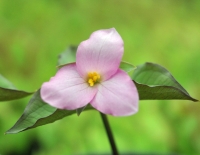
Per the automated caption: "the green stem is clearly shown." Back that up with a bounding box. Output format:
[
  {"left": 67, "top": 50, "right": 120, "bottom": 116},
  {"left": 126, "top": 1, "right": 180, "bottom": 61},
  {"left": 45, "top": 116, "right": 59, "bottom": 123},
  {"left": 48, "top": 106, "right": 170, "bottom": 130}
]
[{"left": 100, "top": 112, "right": 119, "bottom": 155}]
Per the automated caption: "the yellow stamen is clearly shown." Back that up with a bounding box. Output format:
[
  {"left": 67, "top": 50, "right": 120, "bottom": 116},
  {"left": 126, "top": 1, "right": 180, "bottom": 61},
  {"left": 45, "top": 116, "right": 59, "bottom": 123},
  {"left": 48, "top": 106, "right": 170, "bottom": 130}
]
[
  {"left": 93, "top": 76, "right": 98, "bottom": 82},
  {"left": 88, "top": 79, "right": 94, "bottom": 86},
  {"left": 87, "top": 72, "right": 101, "bottom": 87},
  {"left": 88, "top": 73, "right": 93, "bottom": 78}
]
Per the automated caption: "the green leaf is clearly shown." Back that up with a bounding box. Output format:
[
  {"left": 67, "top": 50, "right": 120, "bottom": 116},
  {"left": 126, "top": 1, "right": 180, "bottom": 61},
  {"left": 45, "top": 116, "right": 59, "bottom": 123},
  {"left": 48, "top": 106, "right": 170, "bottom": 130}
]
[
  {"left": 119, "top": 61, "right": 136, "bottom": 73},
  {"left": 0, "top": 88, "right": 33, "bottom": 102},
  {"left": 132, "top": 62, "right": 198, "bottom": 101},
  {"left": 0, "top": 74, "right": 15, "bottom": 89},
  {"left": 57, "top": 45, "right": 77, "bottom": 66},
  {"left": 0, "top": 74, "right": 33, "bottom": 102},
  {"left": 76, "top": 106, "right": 87, "bottom": 116},
  {"left": 6, "top": 90, "right": 94, "bottom": 134}
]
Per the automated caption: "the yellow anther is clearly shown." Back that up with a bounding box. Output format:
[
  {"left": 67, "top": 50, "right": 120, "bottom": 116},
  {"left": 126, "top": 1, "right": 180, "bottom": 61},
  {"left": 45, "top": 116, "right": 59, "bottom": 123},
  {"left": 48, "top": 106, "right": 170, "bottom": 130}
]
[
  {"left": 88, "top": 79, "right": 93, "bottom": 83},
  {"left": 88, "top": 73, "right": 93, "bottom": 78},
  {"left": 87, "top": 72, "right": 101, "bottom": 87},
  {"left": 93, "top": 76, "right": 98, "bottom": 82},
  {"left": 90, "top": 83, "right": 94, "bottom": 86},
  {"left": 88, "top": 79, "right": 94, "bottom": 86}
]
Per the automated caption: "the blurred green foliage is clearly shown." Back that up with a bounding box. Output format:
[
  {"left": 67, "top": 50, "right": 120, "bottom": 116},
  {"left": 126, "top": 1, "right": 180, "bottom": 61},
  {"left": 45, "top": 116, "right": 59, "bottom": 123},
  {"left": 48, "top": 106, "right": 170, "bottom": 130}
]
[{"left": 0, "top": 0, "right": 200, "bottom": 154}]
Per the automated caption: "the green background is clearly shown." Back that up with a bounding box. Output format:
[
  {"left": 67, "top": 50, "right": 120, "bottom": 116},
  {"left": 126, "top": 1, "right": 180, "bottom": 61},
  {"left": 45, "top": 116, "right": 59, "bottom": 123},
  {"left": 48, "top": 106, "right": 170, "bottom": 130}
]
[{"left": 0, "top": 0, "right": 200, "bottom": 154}]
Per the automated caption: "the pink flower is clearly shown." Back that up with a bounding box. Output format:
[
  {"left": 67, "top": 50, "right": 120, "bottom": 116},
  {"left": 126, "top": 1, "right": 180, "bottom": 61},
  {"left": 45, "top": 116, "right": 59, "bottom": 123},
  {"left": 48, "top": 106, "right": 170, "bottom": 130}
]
[{"left": 41, "top": 28, "right": 139, "bottom": 116}]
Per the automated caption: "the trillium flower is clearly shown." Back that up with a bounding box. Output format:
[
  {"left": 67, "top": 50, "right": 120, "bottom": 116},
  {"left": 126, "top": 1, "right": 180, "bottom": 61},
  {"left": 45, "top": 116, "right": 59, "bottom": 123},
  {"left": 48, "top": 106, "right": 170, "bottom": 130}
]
[{"left": 41, "top": 28, "right": 139, "bottom": 116}]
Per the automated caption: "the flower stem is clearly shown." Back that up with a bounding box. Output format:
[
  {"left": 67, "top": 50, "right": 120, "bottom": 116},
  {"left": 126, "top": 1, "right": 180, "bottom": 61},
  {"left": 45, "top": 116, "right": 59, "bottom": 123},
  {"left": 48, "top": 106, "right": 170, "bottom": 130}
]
[{"left": 100, "top": 112, "right": 119, "bottom": 155}]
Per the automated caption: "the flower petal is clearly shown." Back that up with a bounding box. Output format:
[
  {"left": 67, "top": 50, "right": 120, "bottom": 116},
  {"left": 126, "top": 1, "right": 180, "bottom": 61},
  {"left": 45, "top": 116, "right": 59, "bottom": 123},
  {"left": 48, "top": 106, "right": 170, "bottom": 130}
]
[
  {"left": 90, "top": 69, "right": 139, "bottom": 116},
  {"left": 76, "top": 28, "right": 124, "bottom": 81},
  {"left": 41, "top": 63, "right": 97, "bottom": 110}
]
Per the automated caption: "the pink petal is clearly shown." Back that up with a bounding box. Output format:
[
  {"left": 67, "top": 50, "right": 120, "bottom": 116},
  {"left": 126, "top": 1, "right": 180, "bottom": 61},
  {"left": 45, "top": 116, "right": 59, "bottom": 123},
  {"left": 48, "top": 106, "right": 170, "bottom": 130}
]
[
  {"left": 90, "top": 69, "right": 139, "bottom": 116},
  {"left": 41, "top": 63, "right": 97, "bottom": 110},
  {"left": 76, "top": 28, "right": 124, "bottom": 81}
]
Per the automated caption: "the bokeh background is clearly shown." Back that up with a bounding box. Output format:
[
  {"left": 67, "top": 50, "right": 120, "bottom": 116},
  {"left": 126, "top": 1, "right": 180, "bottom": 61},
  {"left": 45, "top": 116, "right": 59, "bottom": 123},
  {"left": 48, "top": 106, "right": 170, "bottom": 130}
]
[{"left": 0, "top": 0, "right": 200, "bottom": 154}]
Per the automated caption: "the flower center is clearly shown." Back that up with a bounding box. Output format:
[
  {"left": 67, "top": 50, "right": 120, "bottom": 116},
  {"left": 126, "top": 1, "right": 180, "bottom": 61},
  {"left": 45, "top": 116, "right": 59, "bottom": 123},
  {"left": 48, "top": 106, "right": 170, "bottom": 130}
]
[{"left": 87, "top": 72, "right": 101, "bottom": 87}]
